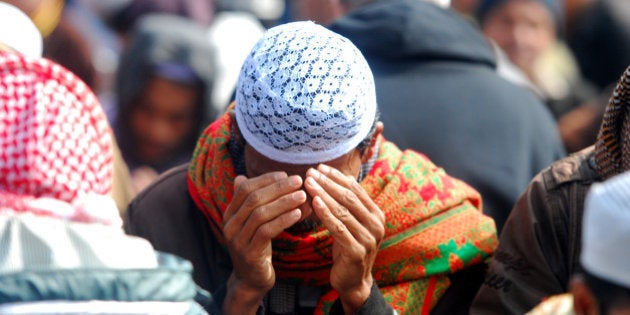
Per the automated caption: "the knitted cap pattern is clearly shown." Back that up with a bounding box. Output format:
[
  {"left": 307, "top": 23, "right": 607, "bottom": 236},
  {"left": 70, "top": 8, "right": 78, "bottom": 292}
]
[
  {"left": 0, "top": 53, "right": 114, "bottom": 222},
  {"left": 235, "top": 21, "right": 376, "bottom": 164}
]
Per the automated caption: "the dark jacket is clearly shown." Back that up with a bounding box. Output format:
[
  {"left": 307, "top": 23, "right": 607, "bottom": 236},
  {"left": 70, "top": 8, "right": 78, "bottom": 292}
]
[
  {"left": 471, "top": 64, "right": 630, "bottom": 314},
  {"left": 329, "top": 0, "right": 566, "bottom": 231},
  {"left": 471, "top": 147, "right": 598, "bottom": 314},
  {"left": 125, "top": 164, "right": 488, "bottom": 315}
]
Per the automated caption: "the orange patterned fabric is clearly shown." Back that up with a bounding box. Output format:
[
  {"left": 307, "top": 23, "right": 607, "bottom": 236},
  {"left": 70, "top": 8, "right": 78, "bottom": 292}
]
[{"left": 188, "top": 111, "right": 498, "bottom": 314}]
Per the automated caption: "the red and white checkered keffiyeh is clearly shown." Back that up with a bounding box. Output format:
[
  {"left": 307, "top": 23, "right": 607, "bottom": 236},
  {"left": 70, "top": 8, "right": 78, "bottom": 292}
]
[{"left": 0, "top": 52, "right": 120, "bottom": 225}]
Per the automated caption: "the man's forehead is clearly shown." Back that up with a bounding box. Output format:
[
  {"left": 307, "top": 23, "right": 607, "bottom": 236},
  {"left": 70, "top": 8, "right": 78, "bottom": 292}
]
[{"left": 244, "top": 143, "right": 355, "bottom": 176}]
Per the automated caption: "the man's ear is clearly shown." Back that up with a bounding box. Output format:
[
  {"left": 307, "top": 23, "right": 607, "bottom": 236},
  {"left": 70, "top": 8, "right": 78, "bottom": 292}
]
[
  {"left": 571, "top": 275, "right": 600, "bottom": 315},
  {"left": 361, "top": 122, "right": 384, "bottom": 164}
]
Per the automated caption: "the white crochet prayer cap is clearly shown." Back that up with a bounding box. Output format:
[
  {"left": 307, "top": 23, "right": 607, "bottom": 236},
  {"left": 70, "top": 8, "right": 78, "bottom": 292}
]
[
  {"left": 235, "top": 21, "right": 377, "bottom": 165},
  {"left": 0, "top": 2, "right": 42, "bottom": 59},
  {"left": 581, "top": 171, "right": 630, "bottom": 288}
]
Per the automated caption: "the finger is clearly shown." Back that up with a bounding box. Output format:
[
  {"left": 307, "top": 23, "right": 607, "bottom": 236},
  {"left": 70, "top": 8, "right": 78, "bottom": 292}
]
[
  {"left": 305, "top": 176, "right": 372, "bottom": 246},
  {"left": 242, "top": 189, "right": 307, "bottom": 244},
  {"left": 249, "top": 208, "right": 302, "bottom": 250},
  {"left": 234, "top": 175, "right": 247, "bottom": 190},
  {"left": 224, "top": 175, "right": 304, "bottom": 242},
  {"left": 225, "top": 172, "right": 290, "bottom": 220},
  {"left": 317, "top": 164, "right": 384, "bottom": 223},
  {"left": 306, "top": 166, "right": 374, "bottom": 226},
  {"left": 311, "top": 195, "right": 373, "bottom": 254},
  {"left": 313, "top": 164, "right": 385, "bottom": 234},
  {"left": 306, "top": 167, "right": 385, "bottom": 244}
]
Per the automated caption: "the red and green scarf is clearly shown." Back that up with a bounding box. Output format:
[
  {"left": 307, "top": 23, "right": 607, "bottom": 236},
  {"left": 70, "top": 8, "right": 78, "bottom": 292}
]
[{"left": 188, "top": 112, "right": 498, "bottom": 314}]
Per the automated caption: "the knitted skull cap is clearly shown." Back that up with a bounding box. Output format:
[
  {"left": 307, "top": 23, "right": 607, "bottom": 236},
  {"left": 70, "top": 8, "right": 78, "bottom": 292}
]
[
  {"left": 235, "top": 21, "right": 377, "bottom": 165},
  {"left": 0, "top": 52, "right": 113, "bottom": 208},
  {"left": 581, "top": 170, "right": 630, "bottom": 288}
]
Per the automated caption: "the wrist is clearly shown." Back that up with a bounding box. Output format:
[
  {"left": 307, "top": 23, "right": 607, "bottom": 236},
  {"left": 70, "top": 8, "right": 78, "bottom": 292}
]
[
  {"left": 338, "top": 279, "right": 373, "bottom": 314},
  {"left": 223, "top": 274, "right": 267, "bottom": 315}
]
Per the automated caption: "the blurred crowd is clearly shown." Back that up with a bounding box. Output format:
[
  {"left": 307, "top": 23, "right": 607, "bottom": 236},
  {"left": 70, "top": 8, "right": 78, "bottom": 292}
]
[{"left": 6, "top": 0, "right": 628, "bottom": 196}]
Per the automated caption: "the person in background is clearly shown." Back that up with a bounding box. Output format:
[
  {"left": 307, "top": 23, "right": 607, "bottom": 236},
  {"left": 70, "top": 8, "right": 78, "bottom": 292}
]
[
  {"left": 526, "top": 170, "right": 630, "bottom": 315},
  {"left": 288, "top": 0, "right": 566, "bottom": 232},
  {"left": 114, "top": 14, "right": 218, "bottom": 193},
  {"left": 477, "top": 0, "right": 603, "bottom": 152},
  {"left": 451, "top": 0, "right": 481, "bottom": 19},
  {"left": 0, "top": 0, "right": 134, "bottom": 216},
  {"left": 0, "top": 52, "right": 217, "bottom": 314},
  {"left": 125, "top": 21, "right": 498, "bottom": 315},
  {"left": 566, "top": 0, "right": 630, "bottom": 93},
  {"left": 0, "top": 0, "right": 104, "bottom": 96},
  {"left": 207, "top": 9, "right": 265, "bottom": 116},
  {"left": 105, "top": 0, "right": 216, "bottom": 44},
  {"left": 471, "top": 64, "right": 630, "bottom": 314}
]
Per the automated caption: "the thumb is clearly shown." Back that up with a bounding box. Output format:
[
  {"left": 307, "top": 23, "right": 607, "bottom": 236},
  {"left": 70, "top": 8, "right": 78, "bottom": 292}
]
[{"left": 234, "top": 175, "right": 247, "bottom": 190}]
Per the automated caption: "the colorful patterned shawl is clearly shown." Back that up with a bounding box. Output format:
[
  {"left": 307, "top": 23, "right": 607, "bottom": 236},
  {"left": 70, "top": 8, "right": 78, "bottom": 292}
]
[{"left": 188, "top": 112, "right": 498, "bottom": 314}]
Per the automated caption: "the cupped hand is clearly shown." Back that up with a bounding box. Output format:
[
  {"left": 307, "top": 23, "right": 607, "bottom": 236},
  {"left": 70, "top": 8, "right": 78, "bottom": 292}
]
[
  {"left": 222, "top": 172, "right": 307, "bottom": 314},
  {"left": 304, "top": 164, "right": 386, "bottom": 314}
]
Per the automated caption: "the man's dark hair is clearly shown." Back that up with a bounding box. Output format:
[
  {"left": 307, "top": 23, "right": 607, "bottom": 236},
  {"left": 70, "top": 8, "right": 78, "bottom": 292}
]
[
  {"left": 356, "top": 109, "right": 381, "bottom": 155},
  {"left": 339, "top": 0, "right": 380, "bottom": 11}
]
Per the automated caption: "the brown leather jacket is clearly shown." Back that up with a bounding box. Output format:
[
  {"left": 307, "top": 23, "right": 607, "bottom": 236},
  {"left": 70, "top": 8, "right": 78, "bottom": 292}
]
[{"left": 471, "top": 146, "right": 601, "bottom": 314}]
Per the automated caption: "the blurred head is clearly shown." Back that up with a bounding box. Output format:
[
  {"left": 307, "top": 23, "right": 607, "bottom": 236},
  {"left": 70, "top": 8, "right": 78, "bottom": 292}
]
[
  {"left": 1, "top": 0, "right": 64, "bottom": 38},
  {"left": 289, "top": 0, "right": 450, "bottom": 25},
  {"left": 478, "top": 0, "right": 561, "bottom": 74},
  {"left": 0, "top": 1, "right": 42, "bottom": 58},
  {"left": 105, "top": 0, "right": 215, "bottom": 42},
  {"left": 570, "top": 171, "right": 630, "bottom": 314},
  {"left": 451, "top": 0, "right": 481, "bottom": 16},
  {"left": 115, "top": 14, "right": 216, "bottom": 171},
  {"left": 288, "top": 0, "right": 347, "bottom": 25},
  {"left": 0, "top": 52, "right": 119, "bottom": 225},
  {"left": 233, "top": 21, "right": 382, "bottom": 232},
  {"left": 127, "top": 67, "right": 202, "bottom": 167}
]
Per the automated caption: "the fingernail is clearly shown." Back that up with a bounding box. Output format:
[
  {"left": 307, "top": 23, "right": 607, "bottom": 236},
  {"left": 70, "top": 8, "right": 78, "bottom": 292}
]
[
  {"left": 305, "top": 177, "right": 320, "bottom": 190},
  {"left": 292, "top": 190, "right": 306, "bottom": 201},
  {"left": 288, "top": 175, "right": 302, "bottom": 186},
  {"left": 318, "top": 164, "right": 330, "bottom": 173},
  {"left": 273, "top": 172, "right": 288, "bottom": 180},
  {"left": 290, "top": 209, "right": 302, "bottom": 219},
  {"left": 309, "top": 168, "right": 321, "bottom": 178},
  {"left": 313, "top": 196, "right": 325, "bottom": 207}
]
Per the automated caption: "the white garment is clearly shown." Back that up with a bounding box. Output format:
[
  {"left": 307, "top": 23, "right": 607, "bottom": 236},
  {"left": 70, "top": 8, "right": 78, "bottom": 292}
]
[
  {"left": 0, "top": 2, "right": 42, "bottom": 58},
  {"left": 0, "top": 300, "right": 193, "bottom": 315},
  {"left": 207, "top": 11, "right": 265, "bottom": 117},
  {"left": 0, "top": 213, "right": 158, "bottom": 273}
]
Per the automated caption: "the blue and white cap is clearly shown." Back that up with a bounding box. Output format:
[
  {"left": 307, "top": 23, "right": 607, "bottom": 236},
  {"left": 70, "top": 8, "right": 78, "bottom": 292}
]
[{"left": 235, "top": 21, "right": 376, "bottom": 165}]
